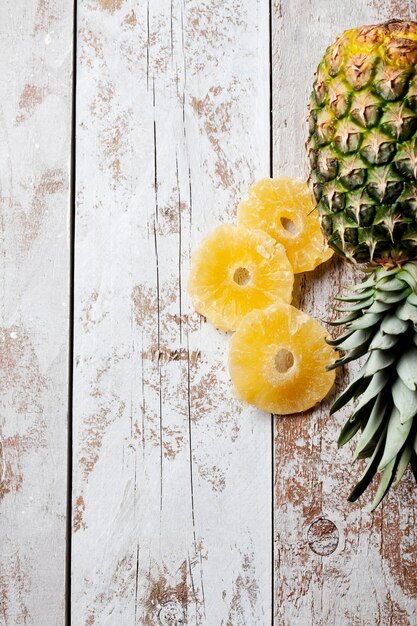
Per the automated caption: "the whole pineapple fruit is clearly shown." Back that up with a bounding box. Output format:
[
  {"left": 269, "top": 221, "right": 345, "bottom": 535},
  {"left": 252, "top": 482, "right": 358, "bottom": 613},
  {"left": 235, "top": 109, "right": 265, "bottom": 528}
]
[{"left": 308, "top": 20, "right": 417, "bottom": 509}]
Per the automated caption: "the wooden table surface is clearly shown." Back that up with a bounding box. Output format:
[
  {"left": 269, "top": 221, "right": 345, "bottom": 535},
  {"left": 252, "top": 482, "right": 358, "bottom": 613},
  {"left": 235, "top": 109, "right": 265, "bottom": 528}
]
[{"left": 1, "top": 1, "right": 417, "bottom": 624}]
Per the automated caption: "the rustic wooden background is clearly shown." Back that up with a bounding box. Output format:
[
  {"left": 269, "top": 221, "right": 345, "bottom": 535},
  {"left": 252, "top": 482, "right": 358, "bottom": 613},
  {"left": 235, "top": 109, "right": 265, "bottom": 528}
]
[{"left": 1, "top": 0, "right": 417, "bottom": 624}]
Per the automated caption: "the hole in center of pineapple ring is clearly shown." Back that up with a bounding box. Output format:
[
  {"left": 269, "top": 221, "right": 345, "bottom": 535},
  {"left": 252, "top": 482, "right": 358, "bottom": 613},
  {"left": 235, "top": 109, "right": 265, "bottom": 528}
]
[
  {"left": 275, "top": 349, "right": 294, "bottom": 373},
  {"left": 280, "top": 217, "right": 298, "bottom": 235},
  {"left": 233, "top": 267, "right": 251, "bottom": 286}
]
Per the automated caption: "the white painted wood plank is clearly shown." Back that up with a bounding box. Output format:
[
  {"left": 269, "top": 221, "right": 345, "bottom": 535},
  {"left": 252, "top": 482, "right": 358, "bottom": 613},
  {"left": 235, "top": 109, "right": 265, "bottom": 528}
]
[
  {"left": 72, "top": 1, "right": 271, "bottom": 624},
  {"left": 0, "top": 0, "right": 73, "bottom": 623},
  {"left": 273, "top": 2, "right": 417, "bottom": 624}
]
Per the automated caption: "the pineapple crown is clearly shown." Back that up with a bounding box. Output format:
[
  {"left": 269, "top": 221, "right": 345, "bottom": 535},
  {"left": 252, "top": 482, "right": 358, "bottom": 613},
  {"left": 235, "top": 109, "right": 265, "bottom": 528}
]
[{"left": 328, "top": 262, "right": 417, "bottom": 508}]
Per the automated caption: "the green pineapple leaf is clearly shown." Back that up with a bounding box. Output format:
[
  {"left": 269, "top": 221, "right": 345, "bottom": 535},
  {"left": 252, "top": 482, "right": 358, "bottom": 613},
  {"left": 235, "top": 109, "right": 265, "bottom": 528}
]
[
  {"left": 330, "top": 372, "right": 369, "bottom": 414},
  {"left": 326, "top": 311, "right": 361, "bottom": 326},
  {"left": 353, "top": 395, "right": 389, "bottom": 460},
  {"left": 327, "top": 344, "right": 371, "bottom": 370},
  {"left": 371, "top": 457, "right": 398, "bottom": 511},
  {"left": 380, "top": 315, "right": 409, "bottom": 335},
  {"left": 348, "top": 432, "right": 386, "bottom": 503},
  {"left": 326, "top": 330, "right": 355, "bottom": 347},
  {"left": 367, "top": 300, "right": 395, "bottom": 315},
  {"left": 364, "top": 349, "right": 395, "bottom": 377},
  {"left": 376, "top": 277, "right": 408, "bottom": 291},
  {"left": 333, "top": 328, "right": 373, "bottom": 351},
  {"left": 396, "top": 346, "right": 417, "bottom": 390},
  {"left": 392, "top": 377, "right": 417, "bottom": 423},
  {"left": 335, "top": 297, "right": 374, "bottom": 312},
  {"left": 375, "top": 288, "right": 411, "bottom": 304},
  {"left": 355, "top": 369, "right": 391, "bottom": 410},
  {"left": 407, "top": 292, "right": 417, "bottom": 307},
  {"left": 396, "top": 300, "right": 417, "bottom": 324},
  {"left": 378, "top": 406, "right": 413, "bottom": 470},
  {"left": 350, "top": 313, "right": 383, "bottom": 331},
  {"left": 335, "top": 289, "right": 375, "bottom": 303},
  {"left": 369, "top": 332, "right": 399, "bottom": 351},
  {"left": 392, "top": 445, "right": 413, "bottom": 488},
  {"left": 402, "top": 263, "right": 417, "bottom": 285},
  {"left": 338, "top": 405, "right": 371, "bottom": 448}
]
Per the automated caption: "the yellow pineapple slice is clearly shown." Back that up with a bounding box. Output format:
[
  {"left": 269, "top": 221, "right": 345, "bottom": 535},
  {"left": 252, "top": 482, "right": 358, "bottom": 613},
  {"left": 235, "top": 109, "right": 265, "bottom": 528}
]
[
  {"left": 188, "top": 224, "right": 293, "bottom": 331},
  {"left": 237, "top": 177, "right": 333, "bottom": 274},
  {"left": 229, "top": 303, "right": 336, "bottom": 414}
]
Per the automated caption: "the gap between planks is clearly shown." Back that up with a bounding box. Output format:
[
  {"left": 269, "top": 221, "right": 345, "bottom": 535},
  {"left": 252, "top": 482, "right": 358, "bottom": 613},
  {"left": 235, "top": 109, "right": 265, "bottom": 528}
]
[{"left": 66, "top": 0, "right": 78, "bottom": 623}]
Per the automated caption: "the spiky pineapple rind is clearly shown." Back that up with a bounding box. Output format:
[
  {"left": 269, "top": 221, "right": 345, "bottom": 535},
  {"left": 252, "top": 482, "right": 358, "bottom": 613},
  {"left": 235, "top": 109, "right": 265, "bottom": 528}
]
[{"left": 308, "top": 20, "right": 417, "bottom": 266}]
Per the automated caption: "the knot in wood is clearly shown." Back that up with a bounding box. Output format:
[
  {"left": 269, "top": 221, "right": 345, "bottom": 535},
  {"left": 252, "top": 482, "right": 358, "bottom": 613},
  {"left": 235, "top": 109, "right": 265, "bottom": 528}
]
[
  {"left": 307, "top": 517, "right": 339, "bottom": 556},
  {"left": 158, "top": 601, "right": 185, "bottom": 626}
]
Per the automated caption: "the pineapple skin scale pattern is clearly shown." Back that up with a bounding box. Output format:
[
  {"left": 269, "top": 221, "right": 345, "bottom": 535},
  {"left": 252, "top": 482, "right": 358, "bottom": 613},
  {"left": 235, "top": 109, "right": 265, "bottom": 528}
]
[{"left": 308, "top": 20, "right": 417, "bottom": 266}]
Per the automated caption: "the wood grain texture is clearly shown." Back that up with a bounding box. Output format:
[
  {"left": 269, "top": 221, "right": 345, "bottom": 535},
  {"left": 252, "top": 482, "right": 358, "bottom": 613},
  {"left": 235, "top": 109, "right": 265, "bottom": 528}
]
[
  {"left": 0, "top": 0, "right": 73, "bottom": 623},
  {"left": 72, "top": 1, "right": 271, "bottom": 624},
  {"left": 273, "top": 2, "right": 417, "bottom": 624}
]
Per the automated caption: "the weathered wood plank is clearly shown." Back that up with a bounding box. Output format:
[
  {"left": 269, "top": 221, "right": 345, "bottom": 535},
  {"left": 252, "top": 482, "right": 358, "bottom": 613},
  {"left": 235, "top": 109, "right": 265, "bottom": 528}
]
[
  {"left": 0, "top": 0, "right": 73, "bottom": 623},
  {"left": 273, "top": 2, "right": 417, "bottom": 624},
  {"left": 72, "top": 1, "right": 271, "bottom": 623}
]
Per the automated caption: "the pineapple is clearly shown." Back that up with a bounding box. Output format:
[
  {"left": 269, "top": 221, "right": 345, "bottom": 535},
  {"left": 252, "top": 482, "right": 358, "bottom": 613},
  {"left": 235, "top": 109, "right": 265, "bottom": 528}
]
[
  {"left": 188, "top": 224, "right": 293, "bottom": 331},
  {"left": 229, "top": 303, "right": 336, "bottom": 414},
  {"left": 308, "top": 20, "right": 417, "bottom": 508},
  {"left": 237, "top": 177, "right": 333, "bottom": 273}
]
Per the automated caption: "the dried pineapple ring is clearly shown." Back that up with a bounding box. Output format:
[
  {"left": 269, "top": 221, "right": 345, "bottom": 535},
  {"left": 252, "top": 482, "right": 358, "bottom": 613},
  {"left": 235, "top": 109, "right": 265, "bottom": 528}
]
[
  {"left": 237, "top": 177, "right": 333, "bottom": 274},
  {"left": 229, "top": 303, "right": 336, "bottom": 414},
  {"left": 188, "top": 224, "right": 293, "bottom": 332}
]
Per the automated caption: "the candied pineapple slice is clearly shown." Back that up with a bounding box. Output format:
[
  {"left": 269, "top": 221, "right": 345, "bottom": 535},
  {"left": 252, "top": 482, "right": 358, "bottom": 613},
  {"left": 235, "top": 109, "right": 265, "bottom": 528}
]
[
  {"left": 229, "top": 303, "right": 336, "bottom": 414},
  {"left": 188, "top": 224, "right": 293, "bottom": 331},
  {"left": 237, "top": 177, "right": 333, "bottom": 273}
]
